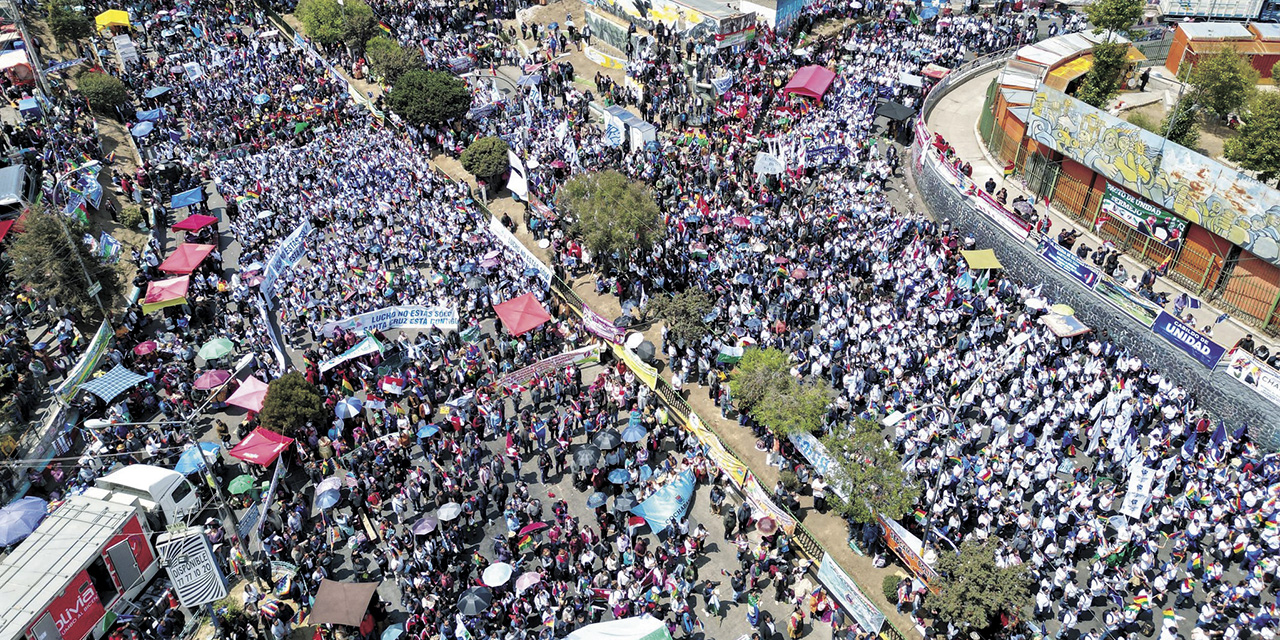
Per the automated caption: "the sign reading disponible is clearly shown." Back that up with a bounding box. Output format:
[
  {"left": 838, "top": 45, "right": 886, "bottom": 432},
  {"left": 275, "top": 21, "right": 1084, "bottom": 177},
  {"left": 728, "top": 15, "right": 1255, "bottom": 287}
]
[{"left": 321, "top": 305, "right": 459, "bottom": 337}]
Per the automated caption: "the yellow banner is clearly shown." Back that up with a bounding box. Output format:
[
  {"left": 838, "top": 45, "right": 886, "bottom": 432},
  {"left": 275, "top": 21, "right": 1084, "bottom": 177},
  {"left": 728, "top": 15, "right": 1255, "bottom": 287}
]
[
  {"left": 612, "top": 343, "right": 658, "bottom": 389},
  {"left": 689, "top": 413, "right": 748, "bottom": 486},
  {"left": 744, "top": 472, "right": 797, "bottom": 534}
]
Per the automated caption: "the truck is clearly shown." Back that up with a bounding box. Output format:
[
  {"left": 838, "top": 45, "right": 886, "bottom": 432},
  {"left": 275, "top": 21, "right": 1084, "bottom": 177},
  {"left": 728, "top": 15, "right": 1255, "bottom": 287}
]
[
  {"left": 1158, "top": 0, "right": 1264, "bottom": 20},
  {"left": 82, "top": 465, "right": 204, "bottom": 532},
  {"left": 0, "top": 496, "right": 160, "bottom": 640}
]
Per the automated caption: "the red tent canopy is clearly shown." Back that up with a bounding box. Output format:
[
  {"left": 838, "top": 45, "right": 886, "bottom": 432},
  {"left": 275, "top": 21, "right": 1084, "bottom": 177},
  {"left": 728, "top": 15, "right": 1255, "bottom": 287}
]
[
  {"left": 172, "top": 214, "right": 218, "bottom": 231},
  {"left": 0, "top": 219, "right": 14, "bottom": 243},
  {"left": 784, "top": 65, "right": 836, "bottom": 100},
  {"left": 159, "top": 243, "right": 215, "bottom": 274},
  {"left": 493, "top": 293, "right": 551, "bottom": 336},
  {"left": 229, "top": 426, "right": 294, "bottom": 466}
]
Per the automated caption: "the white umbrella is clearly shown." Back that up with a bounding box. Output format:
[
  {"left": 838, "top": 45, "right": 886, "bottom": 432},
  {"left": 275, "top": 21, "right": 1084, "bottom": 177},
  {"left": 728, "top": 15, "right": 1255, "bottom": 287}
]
[
  {"left": 438, "top": 502, "right": 463, "bottom": 521},
  {"left": 515, "top": 572, "right": 542, "bottom": 594},
  {"left": 482, "top": 562, "right": 514, "bottom": 587}
]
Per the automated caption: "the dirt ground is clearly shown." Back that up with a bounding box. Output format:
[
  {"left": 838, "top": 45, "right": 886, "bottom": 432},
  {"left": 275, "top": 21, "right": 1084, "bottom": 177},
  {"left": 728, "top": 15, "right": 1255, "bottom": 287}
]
[
  {"left": 1118, "top": 99, "right": 1233, "bottom": 160},
  {"left": 504, "top": 0, "right": 629, "bottom": 91}
]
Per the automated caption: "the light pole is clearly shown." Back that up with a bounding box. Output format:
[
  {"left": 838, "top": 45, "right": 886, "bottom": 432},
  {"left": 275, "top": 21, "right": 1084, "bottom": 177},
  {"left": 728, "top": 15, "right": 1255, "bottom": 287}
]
[{"left": 883, "top": 402, "right": 956, "bottom": 548}]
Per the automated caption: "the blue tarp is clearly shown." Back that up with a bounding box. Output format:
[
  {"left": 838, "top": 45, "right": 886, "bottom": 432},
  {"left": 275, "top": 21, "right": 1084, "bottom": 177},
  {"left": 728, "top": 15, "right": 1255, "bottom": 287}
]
[
  {"left": 136, "top": 107, "right": 166, "bottom": 122},
  {"left": 629, "top": 468, "right": 696, "bottom": 531},
  {"left": 175, "top": 442, "right": 221, "bottom": 475},
  {"left": 144, "top": 86, "right": 171, "bottom": 98},
  {"left": 169, "top": 186, "right": 205, "bottom": 209}
]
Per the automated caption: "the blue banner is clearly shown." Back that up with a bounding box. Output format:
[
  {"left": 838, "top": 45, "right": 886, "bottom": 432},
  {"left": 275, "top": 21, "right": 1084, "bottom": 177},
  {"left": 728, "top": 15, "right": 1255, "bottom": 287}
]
[
  {"left": 805, "top": 145, "right": 848, "bottom": 167},
  {"left": 42, "top": 58, "right": 85, "bottom": 75},
  {"left": 1152, "top": 311, "right": 1226, "bottom": 369},
  {"left": 170, "top": 186, "right": 205, "bottom": 209},
  {"left": 1037, "top": 238, "right": 1100, "bottom": 289},
  {"left": 630, "top": 468, "right": 695, "bottom": 531}
]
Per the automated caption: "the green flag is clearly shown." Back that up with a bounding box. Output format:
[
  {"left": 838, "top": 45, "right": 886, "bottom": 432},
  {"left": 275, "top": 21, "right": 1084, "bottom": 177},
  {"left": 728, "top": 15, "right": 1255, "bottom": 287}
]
[{"left": 975, "top": 269, "right": 990, "bottom": 297}]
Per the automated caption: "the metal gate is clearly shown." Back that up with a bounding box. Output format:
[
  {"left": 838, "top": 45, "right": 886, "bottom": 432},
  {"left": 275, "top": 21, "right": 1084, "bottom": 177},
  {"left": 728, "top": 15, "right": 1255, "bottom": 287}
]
[{"left": 1023, "top": 152, "right": 1060, "bottom": 200}]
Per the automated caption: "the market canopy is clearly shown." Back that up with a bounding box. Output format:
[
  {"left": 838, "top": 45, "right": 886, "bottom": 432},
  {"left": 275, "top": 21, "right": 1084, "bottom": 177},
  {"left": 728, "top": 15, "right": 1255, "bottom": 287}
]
[
  {"left": 0, "top": 219, "right": 13, "bottom": 243},
  {"left": 493, "top": 293, "right": 551, "bottom": 336},
  {"left": 158, "top": 243, "right": 215, "bottom": 275},
  {"left": 875, "top": 100, "right": 916, "bottom": 121},
  {"left": 225, "top": 376, "right": 269, "bottom": 412},
  {"left": 95, "top": 9, "right": 130, "bottom": 29},
  {"left": 141, "top": 275, "right": 189, "bottom": 313},
  {"left": 229, "top": 426, "right": 295, "bottom": 466},
  {"left": 173, "top": 214, "right": 217, "bottom": 231},
  {"left": 783, "top": 65, "right": 836, "bottom": 100},
  {"left": 308, "top": 580, "right": 382, "bottom": 626},
  {"left": 80, "top": 365, "right": 149, "bottom": 402},
  {"left": 959, "top": 249, "right": 1004, "bottom": 270}
]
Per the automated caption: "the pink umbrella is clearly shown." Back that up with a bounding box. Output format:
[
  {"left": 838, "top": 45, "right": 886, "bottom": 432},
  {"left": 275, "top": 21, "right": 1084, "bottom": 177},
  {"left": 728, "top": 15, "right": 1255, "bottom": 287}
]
[
  {"left": 226, "top": 376, "right": 270, "bottom": 412},
  {"left": 518, "top": 521, "right": 548, "bottom": 536},
  {"left": 515, "top": 572, "right": 543, "bottom": 594},
  {"left": 133, "top": 340, "right": 159, "bottom": 356},
  {"left": 731, "top": 216, "right": 751, "bottom": 228},
  {"left": 791, "top": 267, "right": 809, "bottom": 279},
  {"left": 480, "top": 257, "right": 500, "bottom": 268},
  {"left": 773, "top": 256, "right": 789, "bottom": 265},
  {"left": 193, "top": 369, "right": 232, "bottom": 390}
]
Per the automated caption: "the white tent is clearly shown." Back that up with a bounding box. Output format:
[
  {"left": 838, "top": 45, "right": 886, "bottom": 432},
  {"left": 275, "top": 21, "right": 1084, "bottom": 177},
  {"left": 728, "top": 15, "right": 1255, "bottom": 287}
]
[{"left": 562, "top": 616, "right": 670, "bottom": 640}]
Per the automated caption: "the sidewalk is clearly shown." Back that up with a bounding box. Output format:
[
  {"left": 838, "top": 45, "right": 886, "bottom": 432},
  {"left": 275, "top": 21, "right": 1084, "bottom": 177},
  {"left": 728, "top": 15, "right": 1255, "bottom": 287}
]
[{"left": 926, "top": 68, "right": 1274, "bottom": 354}]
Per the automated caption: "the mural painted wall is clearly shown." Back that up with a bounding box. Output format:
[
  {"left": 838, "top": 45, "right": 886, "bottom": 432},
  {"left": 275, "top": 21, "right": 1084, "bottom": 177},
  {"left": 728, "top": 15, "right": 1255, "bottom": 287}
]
[
  {"left": 1027, "top": 86, "right": 1280, "bottom": 265},
  {"left": 585, "top": 0, "right": 720, "bottom": 39}
]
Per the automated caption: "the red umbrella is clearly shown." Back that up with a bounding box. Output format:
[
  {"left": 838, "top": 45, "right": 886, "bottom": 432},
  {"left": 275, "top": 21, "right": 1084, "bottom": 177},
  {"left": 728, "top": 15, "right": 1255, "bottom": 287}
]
[
  {"left": 791, "top": 267, "right": 809, "bottom": 279},
  {"left": 731, "top": 216, "right": 751, "bottom": 228},
  {"left": 193, "top": 369, "right": 232, "bottom": 390},
  {"left": 773, "top": 256, "right": 790, "bottom": 264},
  {"left": 757, "top": 516, "right": 778, "bottom": 536},
  {"left": 518, "top": 521, "right": 548, "bottom": 536},
  {"left": 133, "top": 340, "right": 159, "bottom": 356},
  {"left": 698, "top": 225, "right": 712, "bottom": 234}
]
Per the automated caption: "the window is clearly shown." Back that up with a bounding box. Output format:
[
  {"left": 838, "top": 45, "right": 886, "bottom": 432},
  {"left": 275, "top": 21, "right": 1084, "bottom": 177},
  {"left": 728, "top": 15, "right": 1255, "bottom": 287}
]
[{"left": 86, "top": 557, "right": 120, "bottom": 606}]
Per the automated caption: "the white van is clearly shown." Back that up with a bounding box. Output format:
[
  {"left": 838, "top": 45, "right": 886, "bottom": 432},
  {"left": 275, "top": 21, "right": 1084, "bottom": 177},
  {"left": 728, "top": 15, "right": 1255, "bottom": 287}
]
[{"left": 82, "top": 465, "right": 203, "bottom": 529}]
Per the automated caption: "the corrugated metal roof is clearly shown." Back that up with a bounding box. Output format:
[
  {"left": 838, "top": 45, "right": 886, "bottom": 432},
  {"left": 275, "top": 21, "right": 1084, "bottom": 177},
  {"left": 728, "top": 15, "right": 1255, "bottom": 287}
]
[
  {"left": 1009, "top": 106, "right": 1031, "bottom": 122},
  {"left": 998, "top": 66, "right": 1042, "bottom": 90},
  {"left": 1178, "top": 22, "right": 1254, "bottom": 40},
  {"left": 0, "top": 498, "right": 138, "bottom": 640},
  {"left": 1001, "top": 88, "right": 1035, "bottom": 105}
]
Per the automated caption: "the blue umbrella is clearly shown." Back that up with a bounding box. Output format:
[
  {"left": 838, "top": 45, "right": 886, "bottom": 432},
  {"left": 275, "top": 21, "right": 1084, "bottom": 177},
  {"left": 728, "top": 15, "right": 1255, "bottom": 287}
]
[
  {"left": 335, "top": 397, "right": 363, "bottom": 419},
  {"left": 458, "top": 263, "right": 476, "bottom": 273},
  {"left": 252, "top": 93, "right": 270, "bottom": 105},
  {"left": 745, "top": 317, "right": 763, "bottom": 330},
  {"left": 750, "top": 215, "right": 766, "bottom": 225},
  {"left": 608, "top": 469, "right": 631, "bottom": 484},
  {"left": 417, "top": 423, "right": 441, "bottom": 438},
  {"left": 175, "top": 442, "right": 220, "bottom": 475},
  {"left": 621, "top": 423, "right": 647, "bottom": 443},
  {"left": 586, "top": 492, "right": 608, "bottom": 509},
  {"left": 0, "top": 497, "right": 48, "bottom": 546},
  {"left": 144, "top": 86, "right": 172, "bottom": 98},
  {"left": 130, "top": 121, "right": 155, "bottom": 137},
  {"left": 734, "top": 273, "right": 754, "bottom": 285},
  {"left": 381, "top": 624, "right": 404, "bottom": 640},
  {"left": 638, "top": 465, "right": 653, "bottom": 482},
  {"left": 314, "top": 487, "right": 341, "bottom": 510}
]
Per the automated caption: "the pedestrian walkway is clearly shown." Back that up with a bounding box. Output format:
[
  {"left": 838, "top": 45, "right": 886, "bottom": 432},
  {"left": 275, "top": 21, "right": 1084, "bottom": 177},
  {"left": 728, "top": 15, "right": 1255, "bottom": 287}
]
[{"left": 925, "top": 67, "right": 1274, "bottom": 355}]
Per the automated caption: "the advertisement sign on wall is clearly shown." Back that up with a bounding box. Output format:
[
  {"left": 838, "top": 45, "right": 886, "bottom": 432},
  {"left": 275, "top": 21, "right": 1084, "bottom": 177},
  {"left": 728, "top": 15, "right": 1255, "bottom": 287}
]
[
  {"left": 1099, "top": 184, "right": 1186, "bottom": 250},
  {"left": 1152, "top": 311, "right": 1227, "bottom": 369},
  {"left": 39, "top": 571, "right": 105, "bottom": 640},
  {"left": 1222, "top": 347, "right": 1280, "bottom": 409}
]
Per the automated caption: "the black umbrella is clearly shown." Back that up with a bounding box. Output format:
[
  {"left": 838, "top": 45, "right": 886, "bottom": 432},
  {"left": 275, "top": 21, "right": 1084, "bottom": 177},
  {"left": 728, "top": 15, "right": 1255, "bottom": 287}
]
[
  {"left": 573, "top": 445, "right": 601, "bottom": 468},
  {"left": 593, "top": 429, "right": 622, "bottom": 450},
  {"left": 615, "top": 492, "right": 639, "bottom": 511},
  {"left": 457, "top": 587, "right": 492, "bottom": 616},
  {"left": 464, "top": 276, "right": 486, "bottom": 290},
  {"left": 614, "top": 315, "right": 634, "bottom": 328},
  {"left": 636, "top": 341, "right": 656, "bottom": 363},
  {"left": 874, "top": 100, "right": 916, "bottom": 122}
]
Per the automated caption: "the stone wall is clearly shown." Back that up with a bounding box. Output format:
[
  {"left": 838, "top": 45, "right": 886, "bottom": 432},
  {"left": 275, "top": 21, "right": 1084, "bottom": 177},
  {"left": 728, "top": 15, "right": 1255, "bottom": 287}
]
[{"left": 909, "top": 154, "right": 1280, "bottom": 450}]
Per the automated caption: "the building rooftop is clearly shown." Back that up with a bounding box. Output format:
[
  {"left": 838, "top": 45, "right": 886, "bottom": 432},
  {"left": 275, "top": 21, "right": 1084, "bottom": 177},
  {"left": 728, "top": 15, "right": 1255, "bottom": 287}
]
[{"left": 1177, "top": 22, "right": 1254, "bottom": 40}]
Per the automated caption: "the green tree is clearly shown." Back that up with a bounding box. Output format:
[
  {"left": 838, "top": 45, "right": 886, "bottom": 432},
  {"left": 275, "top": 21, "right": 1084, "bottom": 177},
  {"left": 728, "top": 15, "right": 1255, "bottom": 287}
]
[
  {"left": 1161, "top": 95, "right": 1200, "bottom": 149},
  {"left": 1076, "top": 41, "right": 1128, "bottom": 108},
  {"left": 557, "top": 170, "right": 663, "bottom": 258},
  {"left": 728, "top": 347, "right": 792, "bottom": 415},
  {"left": 1188, "top": 48, "right": 1259, "bottom": 119},
  {"left": 647, "top": 288, "right": 713, "bottom": 344},
  {"left": 1083, "top": 0, "right": 1144, "bottom": 36},
  {"left": 46, "top": 1, "right": 93, "bottom": 47},
  {"left": 929, "top": 539, "right": 1033, "bottom": 630},
  {"left": 1225, "top": 91, "right": 1280, "bottom": 184},
  {"left": 259, "top": 371, "right": 328, "bottom": 437},
  {"left": 364, "top": 35, "right": 421, "bottom": 84},
  {"left": 386, "top": 69, "right": 472, "bottom": 126},
  {"left": 296, "top": 0, "right": 345, "bottom": 46},
  {"left": 8, "top": 206, "right": 120, "bottom": 318},
  {"left": 1272, "top": 59, "right": 1280, "bottom": 82},
  {"left": 340, "top": 0, "right": 378, "bottom": 51},
  {"left": 460, "top": 136, "right": 511, "bottom": 181},
  {"left": 821, "top": 417, "right": 919, "bottom": 522},
  {"left": 755, "top": 379, "right": 833, "bottom": 437},
  {"left": 75, "top": 71, "right": 128, "bottom": 115}
]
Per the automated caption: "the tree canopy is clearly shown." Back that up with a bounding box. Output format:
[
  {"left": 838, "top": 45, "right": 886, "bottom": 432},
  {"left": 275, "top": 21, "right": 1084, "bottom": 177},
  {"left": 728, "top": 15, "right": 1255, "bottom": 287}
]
[
  {"left": 46, "top": 0, "right": 94, "bottom": 45},
  {"left": 76, "top": 71, "right": 129, "bottom": 115},
  {"left": 386, "top": 69, "right": 472, "bottom": 127},
  {"left": 295, "top": 0, "right": 345, "bottom": 46},
  {"left": 821, "top": 416, "right": 919, "bottom": 522},
  {"left": 8, "top": 206, "right": 120, "bottom": 318},
  {"left": 259, "top": 371, "right": 328, "bottom": 437},
  {"left": 754, "top": 379, "right": 834, "bottom": 437},
  {"left": 364, "top": 35, "right": 422, "bottom": 84},
  {"left": 460, "top": 136, "right": 511, "bottom": 180},
  {"left": 647, "top": 289, "right": 713, "bottom": 344},
  {"left": 1075, "top": 41, "right": 1127, "bottom": 108},
  {"left": 929, "top": 539, "right": 1033, "bottom": 630},
  {"left": 728, "top": 347, "right": 792, "bottom": 415},
  {"left": 340, "top": 0, "right": 378, "bottom": 51},
  {"left": 1188, "top": 48, "right": 1259, "bottom": 119},
  {"left": 1225, "top": 91, "right": 1280, "bottom": 185},
  {"left": 1161, "top": 95, "right": 1200, "bottom": 150},
  {"left": 1083, "top": 0, "right": 1144, "bottom": 36},
  {"left": 557, "top": 170, "right": 663, "bottom": 257}
]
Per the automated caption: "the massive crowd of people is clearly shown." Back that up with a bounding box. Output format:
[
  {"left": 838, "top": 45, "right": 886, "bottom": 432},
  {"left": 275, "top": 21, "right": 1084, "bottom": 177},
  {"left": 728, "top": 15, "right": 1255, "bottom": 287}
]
[{"left": 5, "top": 0, "right": 1277, "bottom": 638}]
